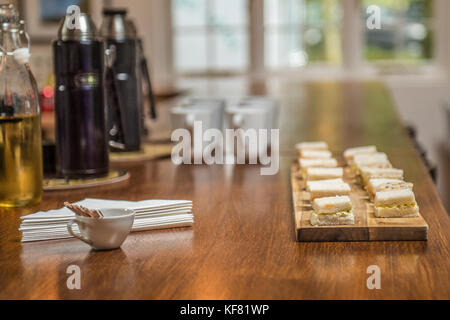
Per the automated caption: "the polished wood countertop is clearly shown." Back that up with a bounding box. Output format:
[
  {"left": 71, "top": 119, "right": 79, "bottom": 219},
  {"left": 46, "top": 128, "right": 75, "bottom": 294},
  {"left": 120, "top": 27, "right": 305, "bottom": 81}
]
[{"left": 0, "top": 79, "right": 449, "bottom": 299}]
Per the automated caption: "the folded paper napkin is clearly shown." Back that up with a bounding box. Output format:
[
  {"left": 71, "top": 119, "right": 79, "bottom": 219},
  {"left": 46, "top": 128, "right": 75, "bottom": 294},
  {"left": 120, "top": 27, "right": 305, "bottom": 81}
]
[{"left": 20, "top": 198, "right": 194, "bottom": 243}]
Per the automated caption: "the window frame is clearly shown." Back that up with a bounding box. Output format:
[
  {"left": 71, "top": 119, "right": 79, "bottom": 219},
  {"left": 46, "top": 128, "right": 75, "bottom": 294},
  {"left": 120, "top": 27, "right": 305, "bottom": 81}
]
[{"left": 152, "top": 0, "right": 448, "bottom": 79}]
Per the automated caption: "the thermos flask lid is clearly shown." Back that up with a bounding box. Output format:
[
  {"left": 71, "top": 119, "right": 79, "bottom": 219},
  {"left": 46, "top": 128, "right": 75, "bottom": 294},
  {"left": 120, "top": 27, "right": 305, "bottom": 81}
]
[
  {"left": 103, "top": 8, "right": 128, "bottom": 16},
  {"left": 100, "top": 8, "right": 135, "bottom": 40},
  {"left": 58, "top": 13, "right": 97, "bottom": 41}
]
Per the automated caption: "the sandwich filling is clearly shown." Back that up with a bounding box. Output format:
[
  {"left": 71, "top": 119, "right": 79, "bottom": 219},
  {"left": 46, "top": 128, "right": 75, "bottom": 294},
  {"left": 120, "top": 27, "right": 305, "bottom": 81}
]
[
  {"left": 315, "top": 209, "right": 353, "bottom": 216},
  {"left": 312, "top": 196, "right": 353, "bottom": 216},
  {"left": 374, "top": 189, "right": 418, "bottom": 212},
  {"left": 376, "top": 202, "right": 417, "bottom": 210}
]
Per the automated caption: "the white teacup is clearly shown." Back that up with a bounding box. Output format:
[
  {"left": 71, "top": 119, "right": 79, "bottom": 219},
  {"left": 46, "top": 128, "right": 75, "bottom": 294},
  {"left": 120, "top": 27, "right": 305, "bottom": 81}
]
[
  {"left": 67, "top": 208, "right": 135, "bottom": 251},
  {"left": 225, "top": 106, "right": 271, "bottom": 160},
  {"left": 170, "top": 105, "right": 215, "bottom": 132},
  {"left": 239, "top": 96, "right": 279, "bottom": 131},
  {"left": 226, "top": 105, "right": 271, "bottom": 133},
  {"left": 187, "top": 97, "right": 226, "bottom": 130}
]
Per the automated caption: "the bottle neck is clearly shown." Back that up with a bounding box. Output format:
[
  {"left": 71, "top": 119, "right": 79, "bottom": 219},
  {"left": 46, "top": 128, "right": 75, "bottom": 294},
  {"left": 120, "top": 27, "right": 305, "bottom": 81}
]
[{"left": 1, "top": 24, "right": 21, "bottom": 54}]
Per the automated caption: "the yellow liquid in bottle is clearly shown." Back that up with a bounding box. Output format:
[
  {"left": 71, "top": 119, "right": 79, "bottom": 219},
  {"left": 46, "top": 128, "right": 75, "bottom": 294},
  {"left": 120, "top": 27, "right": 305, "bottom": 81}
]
[{"left": 0, "top": 114, "right": 43, "bottom": 207}]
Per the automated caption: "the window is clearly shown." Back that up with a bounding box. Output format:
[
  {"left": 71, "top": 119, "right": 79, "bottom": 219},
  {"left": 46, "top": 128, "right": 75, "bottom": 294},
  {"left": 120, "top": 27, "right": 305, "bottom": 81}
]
[
  {"left": 167, "top": 0, "right": 438, "bottom": 75},
  {"left": 264, "top": 0, "right": 342, "bottom": 69},
  {"left": 172, "top": 0, "right": 249, "bottom": 74},
  {"left": 362, "top": 0, "right": 434, "bottom": 62}
]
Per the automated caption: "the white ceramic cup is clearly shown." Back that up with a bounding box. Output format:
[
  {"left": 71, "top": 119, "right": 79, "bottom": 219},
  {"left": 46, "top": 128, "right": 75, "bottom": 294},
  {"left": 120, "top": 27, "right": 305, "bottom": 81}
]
[
  {"left": 225, "top": 106, "right": 271, "bottom": 159},
  {"left": 187, "top": 98, "right": 226, "bottom": 130},
  {"left": 67, "top": 208, "right": 135, "bottom": 251},
  {"left": 170, "top": 105, "right": 217, "bottom": 159},
  {"left": 226, "top": 105, "right": 271, "bottom": 133},
  {"left": 170, "top": 105, "right": 215, "bottom": 132},
  {"left": 239, "top": 96, "right": 279, "bottom": 131}
]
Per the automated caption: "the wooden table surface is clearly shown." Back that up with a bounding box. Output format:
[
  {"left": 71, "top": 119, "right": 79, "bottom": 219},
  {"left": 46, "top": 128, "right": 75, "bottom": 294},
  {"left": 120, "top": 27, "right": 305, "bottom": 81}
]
[{"left": 1, "top": 79, "right": 449, "bottom": 300}]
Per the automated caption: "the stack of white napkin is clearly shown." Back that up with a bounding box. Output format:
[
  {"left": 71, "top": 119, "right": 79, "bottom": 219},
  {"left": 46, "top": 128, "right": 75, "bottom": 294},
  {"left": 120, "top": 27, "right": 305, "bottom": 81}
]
[{"left": 20, "top": 198, "right": 194, "bottom": 243}]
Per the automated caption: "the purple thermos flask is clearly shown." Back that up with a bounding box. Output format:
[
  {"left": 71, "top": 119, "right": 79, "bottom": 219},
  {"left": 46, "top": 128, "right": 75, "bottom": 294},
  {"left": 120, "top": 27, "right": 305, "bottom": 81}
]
[{"left": 53, "top": 13, "right": 109, "bottom": 178}]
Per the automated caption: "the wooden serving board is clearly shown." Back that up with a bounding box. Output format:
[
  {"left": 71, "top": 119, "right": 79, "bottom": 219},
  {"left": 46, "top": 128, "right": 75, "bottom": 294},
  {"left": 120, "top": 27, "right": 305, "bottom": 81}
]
[{"left": 290, "top": 162, "right": 429, "bottom": 242}]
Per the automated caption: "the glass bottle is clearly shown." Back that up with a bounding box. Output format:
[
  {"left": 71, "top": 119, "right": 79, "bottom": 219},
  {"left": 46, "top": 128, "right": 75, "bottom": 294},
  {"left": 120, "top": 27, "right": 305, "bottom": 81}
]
[{"left": 0, "top": 4, "right": 43, "bottom": 207}]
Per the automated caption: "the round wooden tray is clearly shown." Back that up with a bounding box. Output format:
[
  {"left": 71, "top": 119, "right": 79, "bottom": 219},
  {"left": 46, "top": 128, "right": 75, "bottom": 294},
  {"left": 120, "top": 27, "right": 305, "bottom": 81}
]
[
  {"left": 44, "top": 170, "right": 130, "bottom": 191},
  {"left": 109, "top": 143, "right": 173, "bottom": 163}
]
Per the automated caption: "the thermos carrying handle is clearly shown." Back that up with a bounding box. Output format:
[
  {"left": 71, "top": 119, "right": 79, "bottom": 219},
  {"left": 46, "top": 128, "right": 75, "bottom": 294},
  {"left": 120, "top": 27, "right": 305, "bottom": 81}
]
[
  {"left": 138, "top": 41, "right": 157, "bottom": 120},
  {"left": 105, "top": 44, "right": 128, "bottom": 151}
]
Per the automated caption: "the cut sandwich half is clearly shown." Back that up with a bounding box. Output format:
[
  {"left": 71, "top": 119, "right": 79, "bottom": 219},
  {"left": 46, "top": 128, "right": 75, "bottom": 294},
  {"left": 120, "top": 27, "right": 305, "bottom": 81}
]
[
  {"left": 311, "top": 196, "right": 355, "bottom": 226},
  {"left": 374, "top": 189, "right": 419, "bottom": 218},
  {"left": 359, "top": 167, "right": 404, "bottom": 186},
  {"left": 352, "top": 153, "right": 392, "bottom": 175},
  {"left": 296, "top": 141, "right": 328, "bottom": 153},
  {"left": 303, "top": 167, "right": 344, "bottom": 181},
  {"left": 366, "top": 178, "right": 413, "bottom": 201},
  {"left": 299, "top": 158, "right": 338, "bottom": 169},
  {"left": 299, "top": 150, "right": 332, "bottom": 159},
  {"left": 306, "top": 178, "right": 344, "bottom": 186},
  {"left": 307, "top": 181, "right": 351, "bottom": 200},
  {"left": 343, "top": 145, "right": 377, "bottom": 165}
]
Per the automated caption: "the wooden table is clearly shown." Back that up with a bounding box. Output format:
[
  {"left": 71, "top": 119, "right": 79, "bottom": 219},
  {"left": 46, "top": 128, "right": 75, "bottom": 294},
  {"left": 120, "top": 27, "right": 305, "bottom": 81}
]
[{"left": 1, "top": 79, "right": 449, "bottom": 300}]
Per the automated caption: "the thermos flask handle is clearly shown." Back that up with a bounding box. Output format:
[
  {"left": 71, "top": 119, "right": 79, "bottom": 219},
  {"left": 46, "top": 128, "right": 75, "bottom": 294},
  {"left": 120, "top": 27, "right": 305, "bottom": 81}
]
[
  {"left": 138, "top": 41, "right": 157, "bottom": 120},
  {"left": 105, "top": 44, "right": 127, "bottom": 151}
]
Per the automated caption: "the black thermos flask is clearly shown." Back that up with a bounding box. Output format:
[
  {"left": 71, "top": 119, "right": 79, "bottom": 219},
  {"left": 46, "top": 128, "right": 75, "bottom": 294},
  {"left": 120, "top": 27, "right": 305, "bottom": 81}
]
[
  {"left": 101, "top": 8, "right": 141, "bottom": 152},
  {"left": 53, "top": 13, "right": 109, "bottom": 178}
]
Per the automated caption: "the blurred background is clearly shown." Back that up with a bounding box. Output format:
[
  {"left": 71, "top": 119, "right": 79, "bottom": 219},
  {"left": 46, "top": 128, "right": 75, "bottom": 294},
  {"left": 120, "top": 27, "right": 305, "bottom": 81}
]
[{"left": 3, "top": 0, "right": 449, "bottom": 210}]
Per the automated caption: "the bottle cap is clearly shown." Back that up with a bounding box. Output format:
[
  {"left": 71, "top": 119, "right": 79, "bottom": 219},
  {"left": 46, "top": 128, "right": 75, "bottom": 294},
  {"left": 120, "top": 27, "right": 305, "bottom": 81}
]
[
  {"left": 57, "top": 13, "right": 97, "bottom": 41},
  {"left": 0, "top": 4, "right": 19, "bottom": 25},
  {"left": 100, "top": 8, "right": 136, "bottom": 40}
]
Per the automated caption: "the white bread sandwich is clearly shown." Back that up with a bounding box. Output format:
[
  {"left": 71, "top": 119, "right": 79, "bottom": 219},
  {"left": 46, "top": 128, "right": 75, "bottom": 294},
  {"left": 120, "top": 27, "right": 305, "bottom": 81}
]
[
  {"left": 374, "top": 189, "right": 419, "bottom": 218},
  {"left": 299, "top": 150, "right": 333, "bottom": 159},
  {"left": 303, "top": 167, "right": 344, "bottom": 181},
  {"left": 311, "top": 196, "right": 354, "bottom": 226},
  {"left": 299, "top": 158, "right": 338, "bottom": 169},
  {"left": 359, "top": 167, "right": 404, "bottom": 186},
  {"left": 344, "top": 145, "right": 377, "bottom": 165},
  {"left": 307, "top": 181, "right": 351, "bottom": 200},
  {"left": 352, "top": 153, "right": 392, "bottom": 175},
  {"left": 306, "top": 178, "right": 344, "bottom": 186},
  {"left": 366, "top": 179, "right": 413, "bottom": 201},
  {"left": 299, "top": 158, "right": 338, "bottom": 179},
  {"left": 296, "top": 141, "right": 328, "bottom": 154}
]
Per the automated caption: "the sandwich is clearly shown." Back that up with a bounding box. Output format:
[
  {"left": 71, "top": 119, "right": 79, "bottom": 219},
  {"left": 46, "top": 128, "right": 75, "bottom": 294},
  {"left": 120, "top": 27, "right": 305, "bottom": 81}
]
[
  {"left": 311, "top": 196, "right": 354, "bottom": 226},
  {"left": 299, "top": 150, "right": 332, "bottom": 159},
  {"left": 306, "top": 178, "right": 344, "bottom": 186},
  {"left": 352, "top": 153, "right": 392, "bottom": 175},
  {"left": 359, "top": 167, "right": 403, "bottom": 186},
  {"left": 366, "top": 179, "right": 413, "bottom": 201},
  {"left": 353, "top": 152, "right": 388, "bottom": 163},
  {"left": 307, "top": 181, "right": 351, "bottom": 200},
  {"left": 296, "top": 141, "right": 328, "bottom": 153},
  {"left": 299, "top": 158, "right": 338, "bottom": 179},
  {"left": 299, "top": 158, "right": 338, "bottom": 169},
  {"left": 303, "top": 167, "right": 344, "bottom": 181},
  {"left": 344, "top": 145, "right": 377, "bottom": 165},
  {"left": 374, "top": 189, "right": 419, "bottom": 218}
]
